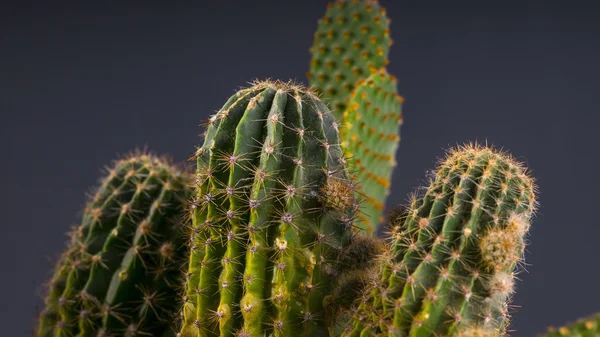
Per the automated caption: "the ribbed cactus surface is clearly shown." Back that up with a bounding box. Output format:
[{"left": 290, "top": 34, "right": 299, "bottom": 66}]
[
  {"left": 342, "top": 68, "right": 403, "bottom": 232},
  {"left": 36, "top": 153, "right": 190, "bottom": 337},
  {"left": 344, "top": 144, "right": 537, "bottom": 337},
  {"left": 179, "top": 80, "right": 359, "bottom": 337},
  {"left": 541, "top": 313, "right": 600, "bottom": 337},
  {"left": 308, "top": 0, "right": 391, "bottom": 117}
]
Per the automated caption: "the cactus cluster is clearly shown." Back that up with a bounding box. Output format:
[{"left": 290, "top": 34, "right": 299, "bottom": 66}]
[
  {"left": 178, "top": 80, "right": 360, "bottom": 337},
  {"left": 309, "top": 0, "right": 402, "bottom": 232},
  {"left": 36, "top": 153, "right": 190, "bottom": 337},
  {"left": 34, "top": 2, "right": 598, "bottom": 337}
]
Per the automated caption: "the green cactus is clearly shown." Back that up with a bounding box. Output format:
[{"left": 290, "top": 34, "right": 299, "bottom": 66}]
[
  {"left": 540, "top": 313, "right": 600, "bottom": 337},
  {"left": 344, "top": 144, "right": 537, "bottom": 337},
  {"left": 308, "top": 1, "right": 401, "bottom": 233},
  {"left": 179, "top": 80, "right": 361, "bottom": 337},
  {"left": 342, "top": 68, "right": 403, "bottom": 232},
  {"left": 308, "top": 0, "right": 392, "bottom": 117},
  {"left": 36, "top": 153, "right": 191, "bottom": 337}
]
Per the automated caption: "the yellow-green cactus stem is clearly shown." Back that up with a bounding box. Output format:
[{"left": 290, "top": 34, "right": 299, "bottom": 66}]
[
  {"left": 343, "top": 68, "right": 403, "bottom": 232},
  {"left": 179, "top": 80, "right": 361, "bottom": 337}
]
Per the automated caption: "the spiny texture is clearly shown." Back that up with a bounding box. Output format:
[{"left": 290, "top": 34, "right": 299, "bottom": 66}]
[
  {"left": 344, "top": 144, "right": 538, "bottom": 337},
  {"left": 179, "top": 80, "right": 360, "bottom": 337},
  {"left": 308, "top": 0, "right": 392, "bottom": 117},
  {"left": 36, "top": 153, "right": 191, "bottom": 337},
  {"left": 342, "top": 68, "right": 403, "bottom": 232},
  {"left": 541, "top": 313, "right": 600, "bottom": 337}
]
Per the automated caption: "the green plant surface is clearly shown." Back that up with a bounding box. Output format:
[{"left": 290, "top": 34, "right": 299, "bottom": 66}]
[
  {"left": 342, "top": 68, "right": 403, "bottom": 233},
  {"left": 179, "top": 80, "right": 361, "bottom": 337},
  {"left": 540, "top": 313, "right": 600, "bottom": 337},
  {"left": 308, "top": 0, "right": 392, "bottom": 118},
  {"left": 36, "top": 152, "right": 191, "bottom": 337},
  {"left": 344, "top": 144, "right": 538, "bottom": 337}
]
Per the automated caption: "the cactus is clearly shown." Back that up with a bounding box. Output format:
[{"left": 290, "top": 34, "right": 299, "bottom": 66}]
[
  {"left": 540, "top": 313, "right": 600, "bottom": 337},
  {"left": 308, "top": 0, "right": 392, "bottom": 117},
  {"left": 308, "top": 1, "right": 401, "bottom": 233},
  {"left": 179, "top": 80, "right": 361, "bottom": 337},
  {"left": 342, "top": 68, "right": 403, "bottom": 232},
  {"left": 36, "top": 153, "right": 190, "bottom": 337},
  {"left": 343, "top": 144, "right": 537, "bottom": 337}
]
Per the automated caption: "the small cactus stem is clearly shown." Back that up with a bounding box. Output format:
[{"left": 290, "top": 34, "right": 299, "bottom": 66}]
[
  {"left": 343, "top": 144, "right": 537, "bottom": 337},
  {"left": 36, "top": 153, "right": 190, "bottom": 337},
  {"left": 308, "top": 0, "right": 391, "bottom": 117},
  {"left": 181, "top": 80, "right": 357, "bottom": 337},
  {"left": 342, "top": 68, "right": 403, "bottom": 232},
  {"left": 541, "top": 313, "right": 600, "bottom": 337}
]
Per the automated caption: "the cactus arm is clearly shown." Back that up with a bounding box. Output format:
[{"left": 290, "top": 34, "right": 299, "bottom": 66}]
[{"left": 343, "top": 69, "right": 402, "bottom": 231}]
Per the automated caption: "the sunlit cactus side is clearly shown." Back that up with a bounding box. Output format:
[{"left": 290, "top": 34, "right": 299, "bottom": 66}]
[
  {"left": 343, "top": 144, "right": 538, "bottom": 337},
  {"left": 540, "top": 313, "right": 600, "bottom": 337},
  {"left": 179, "top": 80, "right": 361, "bottom": 337},
  {"left": 36, "top": 152, "right": 191, "bottom": 337},
  {"left": 342, "top": 68, "right": 403, "bottom": 232},
  {"left": 308, "top": 0, "right": 392, "bottom": 117}
]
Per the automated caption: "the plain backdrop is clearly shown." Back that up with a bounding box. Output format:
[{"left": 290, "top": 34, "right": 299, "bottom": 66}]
[{"left": 2, "top": 1, "right": 599, "bottom": 336}]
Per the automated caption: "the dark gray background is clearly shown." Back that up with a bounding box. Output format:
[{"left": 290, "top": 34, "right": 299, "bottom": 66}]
[{"left": 2, "top": 1, "right": 599, "bottom": 336}]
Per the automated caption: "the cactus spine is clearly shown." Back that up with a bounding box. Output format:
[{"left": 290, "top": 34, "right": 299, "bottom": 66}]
[
  {"left": 36, "top": 153, "right": 190, "bottom": 337},
  {"left": 309, "top": 0, "right": 401, "bottom": 232},
  {"left": 179, "top": 80, "right": 359, "bottom": 337},
  {"left": 344, "top": 144, "right": 537, "bottom": 337},
  {"left": 541, "top": 313, "right": 600, "bottom": 337}
]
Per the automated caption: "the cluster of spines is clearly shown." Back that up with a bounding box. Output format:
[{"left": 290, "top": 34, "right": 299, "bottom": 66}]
[
  {"left": 541, "top": 313, "right": 600, "bottom": 337},
  {"left": 343, "top": 144, "right": 537, "bottom": 337},
  {"left": 308, "top": 0, "right": 392, "bottom": 117},
  {"left": 179, "top": 80, "right": 361, "bottom": 337},
  {"left": 342, "top": 68, "right": 403, "bottom": 232},
  {"left": 36, "top": 152, "right": 191, "bottom": 337}
]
